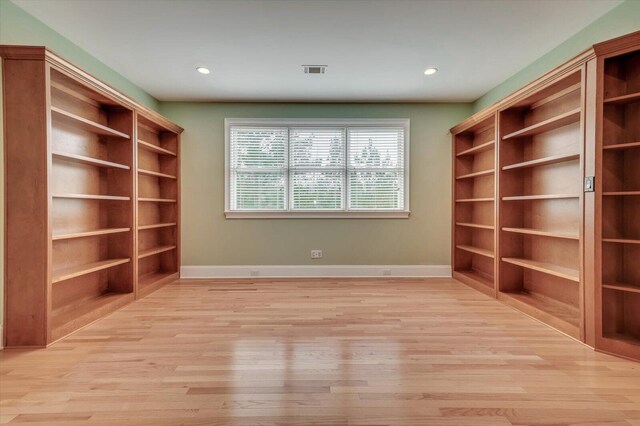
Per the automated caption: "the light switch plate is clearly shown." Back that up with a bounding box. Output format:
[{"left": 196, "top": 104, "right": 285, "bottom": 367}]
[{"left": 584, "top": 176, "right": 595, "bottom": 192}]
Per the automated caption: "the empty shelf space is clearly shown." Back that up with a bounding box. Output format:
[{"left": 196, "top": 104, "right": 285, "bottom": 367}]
[
  {"left": 603, "top": 191, "right": 640, "bottom": 196},
  {"left": 52, "top": 227, "right": 131, "bottom": 240},
  {"left": 455, "top": 197, "right": 494, "bottom": 203},
  {"left": 502, "top": 257, "right": 579, "bottom": 282},
  {"left": 602, "top": 282, "right": 640, "bottom": 294},
  {"left": 52, "top": 258, "right": 130, "bottom": 283},
  {"left": 138, "top": 168, "right": 177, "bottom": 179},
  {"left": 51, "top": 292, "right": 132, "bottom": 342},
  {"left": 602, "top": 332, "right": 640, "bottom": 346},
  {"left": 604, "top": 91, "right": 640, "bottom": 105},
  {"left": 138, "top": 197, "right": 177, "bottom": 203},
  {"left": 138, "top": 222, "right": 177, "bottom": 230},
  {"left": 52, "top": 152, "right": 130, "bottom": 170},
  {"left": 455, "top": 269, "right": 494, "bottom": 288},
  {"left": 499, "top": 291, "right": 580, "bottom": 330},
  {"left": 502, "top": 194, "right": 579, "bottom": 201},
  {"left": 456, "top": 169, "right": 494, "bottom": 180},
  {"left": 502, "top": 153, "right": 580, "bottom": 170},
  {"left": 602, "top": 238, "right": 640, "bottom": 245},
  {"left": 456, "top": 222, "right": 494, "bottom": 230},
  {"left": 138, "top": 245, "right": 176, "bottom": 259},
  {"left": 53, "top": 193, "right": 130, "bottom": 201},
  {"left": 603, "top": 141, "right": 640, "bottom": 151},
  {"left": 51, "top": 106, "right": 130, "bottom": 139},
  {"left": 456, "top": 140, "right": 495, "bottom": 156},
  {"left": 138, "top": 139, "right": 177, "bottom": 156},
  {"left": 139, "top": 271, "right": 177, "bottom": 288},
  {"left": 502, "top": 227, "right": 579, "bottom": 240},
  {"left": 456, "top": 245, "right": 494, "bottom": 258},
  {"left": 502, "top": 108, "right": 581, "bottom": 140}
]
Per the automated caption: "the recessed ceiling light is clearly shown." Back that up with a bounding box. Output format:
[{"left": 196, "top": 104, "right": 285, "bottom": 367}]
[
  {"left": 424, "top": 67, "right": 438, "bottom": 76},
  {"left": 196, "top": 66, "right": 211, "bottom": 75}
]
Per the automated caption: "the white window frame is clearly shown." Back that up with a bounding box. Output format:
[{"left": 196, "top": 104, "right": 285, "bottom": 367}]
[{"left": 224, "top": 118, "right": 410, "bottom": 219}]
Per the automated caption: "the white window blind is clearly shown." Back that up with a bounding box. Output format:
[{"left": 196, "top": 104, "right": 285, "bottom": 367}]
[
  {"left": 230, "top": 127, "right": 288, "bottom": 210},
  {"left": 290, "top": 128, "right": 346, "bottom": 210},
  {"left": 225, "top": 119, "right": 409, "bottom": 218},
  {"left": 348, "top": 128, "right": 405, "bottom": 210}
]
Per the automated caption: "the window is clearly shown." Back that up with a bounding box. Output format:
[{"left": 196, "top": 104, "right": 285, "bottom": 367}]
[{"left": 225, "top": 119, "right": 410, "bottom": 218}]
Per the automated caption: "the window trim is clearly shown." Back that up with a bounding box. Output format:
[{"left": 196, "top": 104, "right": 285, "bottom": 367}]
[{"left": 224, "top": 118, "right": 410, "bottom": 219}]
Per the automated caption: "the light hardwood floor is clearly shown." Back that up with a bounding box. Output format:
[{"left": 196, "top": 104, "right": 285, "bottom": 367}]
[{"left": 1, "top": 278, "right": 639, "bottom": 425}]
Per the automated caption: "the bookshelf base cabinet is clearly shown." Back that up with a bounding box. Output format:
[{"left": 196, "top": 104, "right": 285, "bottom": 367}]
[
  {"left": 451, "top": 31, "right": 640, "bottom": 362},
  {"left": 1, "top": 46, "right": 183, "bottom": 348}
]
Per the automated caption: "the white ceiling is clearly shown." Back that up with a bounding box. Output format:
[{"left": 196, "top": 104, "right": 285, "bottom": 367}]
[{"left": 14, "top": 0, "right": 622, "bottom": 102}]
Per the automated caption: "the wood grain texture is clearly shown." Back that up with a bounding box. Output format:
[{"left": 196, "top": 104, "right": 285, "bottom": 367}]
[{"left": 1, "top": 278, "right": 639, "bottom": 426}]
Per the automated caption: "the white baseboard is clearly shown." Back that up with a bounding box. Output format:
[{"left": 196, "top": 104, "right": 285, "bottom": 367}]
[{"left": 181, "top": 264, "right": 451, "bottom": 279}]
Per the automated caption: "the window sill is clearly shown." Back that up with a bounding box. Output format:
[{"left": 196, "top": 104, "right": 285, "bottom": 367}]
[{"left": 224, "top": 210, "right": 411, "bottom": 219}]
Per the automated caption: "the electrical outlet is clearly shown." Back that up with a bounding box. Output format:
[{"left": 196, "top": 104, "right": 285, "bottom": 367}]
[
  {"left": 382, "top": 269, "right": 392, "bottom": 276},
  {"left": 250, "top": 269, "right": 259, "bottom": 277},
  {"left": 311, "top": 250, "right": 323, "bottom": 259}
]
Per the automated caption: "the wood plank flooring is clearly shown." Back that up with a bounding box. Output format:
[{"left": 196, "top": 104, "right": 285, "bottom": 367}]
[{"left": 1, "top": 278, "right": 639, "bottom": 425}]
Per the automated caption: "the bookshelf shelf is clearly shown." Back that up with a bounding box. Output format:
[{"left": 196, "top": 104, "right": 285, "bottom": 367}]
[{"left": 51, "top": 106, "right": 130, "bottom": 139}]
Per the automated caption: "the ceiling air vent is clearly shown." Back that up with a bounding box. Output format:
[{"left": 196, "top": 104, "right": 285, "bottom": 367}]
[{"left": 303, "top": 65, "right": 327, "bottom": 74}]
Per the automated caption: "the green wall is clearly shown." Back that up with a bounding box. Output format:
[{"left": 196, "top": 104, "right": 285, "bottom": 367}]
[
  {"left": 474, "top": 0, "right": 640, "bottom": 112},
  {"left": 0, "top": 0, "right": 159, "bottom": 109},
  {"left": 160, "top": 102, "right": 471, "bottom": 266}
]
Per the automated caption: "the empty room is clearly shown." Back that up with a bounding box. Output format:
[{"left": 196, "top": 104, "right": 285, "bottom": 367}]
[{"left": 1, "top": 0, "right": 640, "bottom": 424}]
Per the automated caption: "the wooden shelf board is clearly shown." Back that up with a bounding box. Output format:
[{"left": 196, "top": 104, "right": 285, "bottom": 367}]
[
  {"left": 603, "top": 141, "right": 640, "bottom": 151},
  {"left": 456, "top": 169, "right": 494, "bottom": 180},
  {"left": 603, "top": 191, "right": 640, "bottom": 196},
  {"left": 502, "top": 194, "right": 579, "bottom": 201},
  {"left": 138, "top": 222, "right": 177, "bottom": 230},
  {"left": 52, "top": 227, "right": 130, "bottom": 241},
  {"left": 502, "top": 153, "right": 580, "bottom": 170},
  {"left": 53, "top": 193, "right": 130, "bottom": 201},
  {"left": 138, "top": 168, "right": 177, "bottom": 179},
  {"left": 501, "top": 257, "right": 579, "bottom": 282},
  {"left": 602, "top": 283, "right": 640, "bottom": 294},
  {"left": 51, "top": 106, "right": 130, "bottom": 139},
  {"left": 52, "top": 258, "right": 130, "bottom": 283},
  {"left": 138, "top": 198, "right": 177, "bottom": 203},
  {"left": 453, "top": 270, "right": 495, "bottom": 297},
  {"left": 51, "top": 292, "right": 133, "bottom": 343},
  {"left": 52, "top": 152, "right": 130, "bottom": 170},
  {"left": 454, "top": 269, "right": 494, "bottom": 288},
  {"left": 138, "top": 245, "right": 177, "bottom": 259},
  {"left": 455, "top": 222, "right": 494, "bottom": 230},
  {"left": 138, "top": 139, "right": 176, "bottom": 156},
  {"left": 456, "top": 140, "right": 495, "bottom": 157},
  {"left": 604, "top": 91, "right": 640, "bottom": 105},
  {"left": 455, "top": 198, "right": 494, "bottom": 203},
  {"left": 602, "top": 332, "right": 640, "bottom": 347},
  {"left": 602, "top": 238, "right": 640, "bottom": 245},
  {"left": 502, "top": 108, "right": 581, "bottom": 140},
  {"left": 498, "top": 291, "right": 580, "bottom": 338},
  {"left": 456, "top": 245, "right": 494, "bottom": 259},
  {"left": 502, "top": 227, "right": 579, "bottom": 240},
  {"left": 137, "top": 271, "right": 178, "bottom": 298}
]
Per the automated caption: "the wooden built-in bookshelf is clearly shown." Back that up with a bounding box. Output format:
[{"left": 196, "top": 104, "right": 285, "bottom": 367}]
[
  {"left": 595, "top": 41, "right": 640, "bottom": 361},
  {"left": 452, "top": 116, "right": 497, "bottom": 297},
  {"left": 1, "top": 46, "right": 182, "bottom": 347},
  {"left": 136, "top": 115, "right": 181, "bottom": 297},
  {"left": 450, "top": 31, "right": 640, "bottom": 362},
  {"left": 498, "top": 70, "right": 584, "bottom": 340}
]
